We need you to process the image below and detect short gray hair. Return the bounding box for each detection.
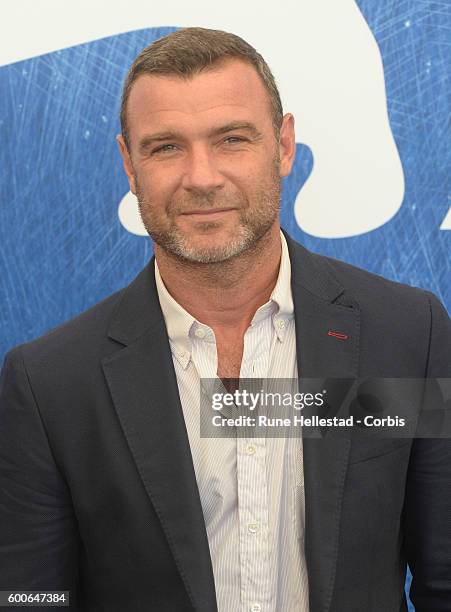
[120,27,283,149]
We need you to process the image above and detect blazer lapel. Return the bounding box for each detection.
[102,262,217,612]
[286,235,360,612]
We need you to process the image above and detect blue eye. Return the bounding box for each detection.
[225,136,245,144]
[153,144,177,154]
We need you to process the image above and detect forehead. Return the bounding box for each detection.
[125,59,273,138]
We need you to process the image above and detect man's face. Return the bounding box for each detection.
[118,59,295,263]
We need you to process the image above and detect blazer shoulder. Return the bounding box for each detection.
[315,250,446,314]
[285,233,446,317]
[8,258,160,366]
[6,285,128,367]
[308,250,450,376]
[286,232,450,375]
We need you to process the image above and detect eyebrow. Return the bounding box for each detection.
[138,121,263,153]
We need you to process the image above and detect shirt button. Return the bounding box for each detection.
[194,328,206,339]
[245,444,256,455]
[276,319,285,330]
[247,522,260,534]
[250,604,261,612]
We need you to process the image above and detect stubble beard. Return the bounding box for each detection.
[135,164,281,265]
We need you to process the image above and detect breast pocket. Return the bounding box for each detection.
[348,439,411,465]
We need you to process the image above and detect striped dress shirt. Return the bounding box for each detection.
[154,233,309,612]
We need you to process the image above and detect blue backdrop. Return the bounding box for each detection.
[1,3,450,608]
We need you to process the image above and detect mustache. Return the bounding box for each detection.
[135,183,246,211]
[168,193,247,214]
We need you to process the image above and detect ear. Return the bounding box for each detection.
[278,113,296,178]
[116,134,137,194]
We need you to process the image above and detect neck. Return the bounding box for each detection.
[155,224,282,335]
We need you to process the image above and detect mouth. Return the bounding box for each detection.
[180,208,237,220]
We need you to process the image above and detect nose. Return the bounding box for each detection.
[181,144,225,194]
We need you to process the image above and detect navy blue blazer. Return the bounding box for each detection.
[0,234,450,611]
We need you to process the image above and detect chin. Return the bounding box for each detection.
[167,233,243,263]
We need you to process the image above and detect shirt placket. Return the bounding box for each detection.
[237,320,273,612]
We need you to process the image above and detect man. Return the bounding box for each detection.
[0,27,450,612]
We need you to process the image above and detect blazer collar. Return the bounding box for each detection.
[106,262,162,346]
[106,231,353,347]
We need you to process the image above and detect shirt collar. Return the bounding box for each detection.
[154,230,294,366]
[250,231,294,340]
[154,262,195,368]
